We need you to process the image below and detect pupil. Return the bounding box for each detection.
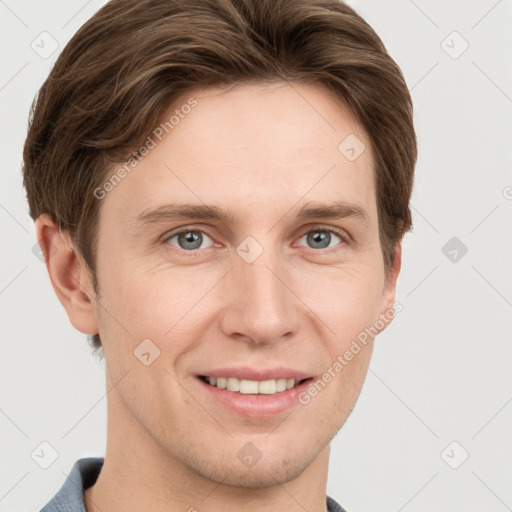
[308,231,330,249]
[179,231,202,250]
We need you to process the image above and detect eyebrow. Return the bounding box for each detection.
[130,200,370,230]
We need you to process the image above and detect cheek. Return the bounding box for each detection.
[299,266,385,335]
[97,251,169,321]
[97,259,214,360]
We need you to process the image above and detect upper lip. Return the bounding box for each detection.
[197,366,312,381]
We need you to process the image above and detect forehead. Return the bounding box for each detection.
[100,80,377,226]
[165,80,370,165]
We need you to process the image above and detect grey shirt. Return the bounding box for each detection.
[40,457,347,512]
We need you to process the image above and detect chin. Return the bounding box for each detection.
[200,455,311,489]
[179,434,327,489]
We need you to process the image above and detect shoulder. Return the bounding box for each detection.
[327,494,349,512]
[39,458,104,512]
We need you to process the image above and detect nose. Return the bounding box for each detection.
[218,242,301,345]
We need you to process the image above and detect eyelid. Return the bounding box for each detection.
[162,225,216,248]
[296,224,351,244]
[162,223,351,252]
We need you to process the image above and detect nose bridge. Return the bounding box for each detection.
[220,237,300,344]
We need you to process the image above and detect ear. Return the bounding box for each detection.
[34,214,99,335]
[377,240,402,332]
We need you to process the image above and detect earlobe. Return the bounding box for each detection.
[34,214,99,335]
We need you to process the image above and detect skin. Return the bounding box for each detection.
[36,81,401,512]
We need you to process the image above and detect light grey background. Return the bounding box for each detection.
[1,1,511,511]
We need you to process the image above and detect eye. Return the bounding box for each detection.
[164,229,215,251]
[162,226,348,254]
[297,227,347,250]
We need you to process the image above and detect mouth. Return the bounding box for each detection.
[195,374,315,417]
[198,375,311,395]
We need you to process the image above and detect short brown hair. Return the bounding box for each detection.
[23,0,417,352]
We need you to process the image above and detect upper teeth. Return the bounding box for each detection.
[206,377,298,394]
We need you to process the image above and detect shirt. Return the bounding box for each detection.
[40,457,347,512]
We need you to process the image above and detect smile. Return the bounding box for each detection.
[199,376,308,395]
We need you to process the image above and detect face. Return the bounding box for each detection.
[89,81,399,488]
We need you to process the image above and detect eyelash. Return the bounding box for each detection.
[162,225,350,255]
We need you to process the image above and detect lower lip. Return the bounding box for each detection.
[196,377,314,418]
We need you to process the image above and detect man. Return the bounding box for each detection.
[23,0,416,510]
